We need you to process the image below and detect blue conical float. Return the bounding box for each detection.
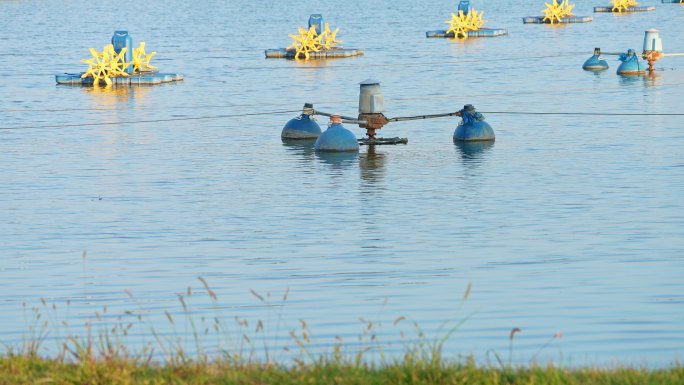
[314,115,360,152]
[453,104,495,142]
[282,104,322,139]
[617,49,645,75]
[583,47,609,70]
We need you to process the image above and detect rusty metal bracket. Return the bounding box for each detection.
[358,113,389,139]
[642,50,663,72]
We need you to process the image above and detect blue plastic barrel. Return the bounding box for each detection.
[455,141,495,161]
[111,31,133,74]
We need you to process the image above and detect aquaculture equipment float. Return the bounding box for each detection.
[523,15,592,23]
[426,1,507,39]
[265,48,363,59]
[594,0,655,12]
[282,79,494,150]
[265,14,363,60]
[426,29,507,38]
[55,31,182,86]
[582,29,684,74]
[582,48,610,70]
[524,0,593,24]
[593,5,655,11]
[55,73,183,86]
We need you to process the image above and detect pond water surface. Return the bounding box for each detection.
[1,0,683,366]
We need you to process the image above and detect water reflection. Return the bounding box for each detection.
[281,138,317,163]
[617,72,661,87]
[314,151,358,168]
[642,71,661,87]
[447,36,485,57]
[454,140,494,167]
[587,69,609,79]
[284,139,385,181]
[81,85,151,108]
[359,145,386,184]
[289,58,340,84]
[447,37,484,47]
[291,59,335,69]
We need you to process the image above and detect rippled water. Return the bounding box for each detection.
[1,0,683,366]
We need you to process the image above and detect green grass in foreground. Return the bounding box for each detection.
[1,356,683,385]
[3,280,682,384]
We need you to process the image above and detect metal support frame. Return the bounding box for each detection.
[301,103,465,144]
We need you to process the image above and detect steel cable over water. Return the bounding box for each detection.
[2,109,684,131]
[5,80,684,115]
[0,52,591,78]
[0,110,302,130]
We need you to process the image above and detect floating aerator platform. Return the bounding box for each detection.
[265,48,363,59]
[661,0,684,3]
[583,29,684,75]
[426,1,507,39]
[524,0,592,24]
[594,4,655,12]
[55,31,183,86]
[594,0,654,12]
[523,15,592,23]
[283,79,496,150]
[265,14,363,60]
[593,5,655,12]
[284,79,407,151]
